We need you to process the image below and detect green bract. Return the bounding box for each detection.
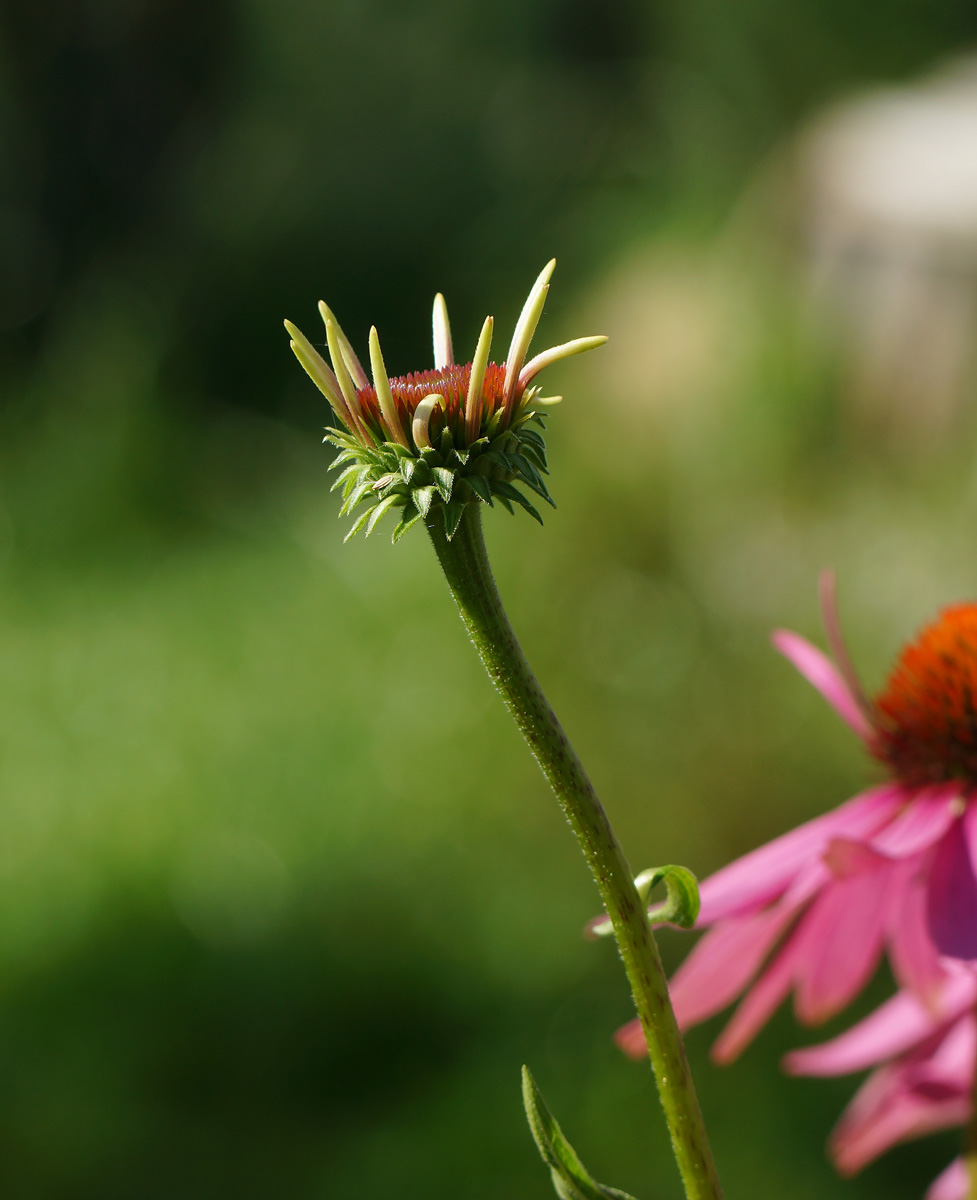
[327,406,553,543]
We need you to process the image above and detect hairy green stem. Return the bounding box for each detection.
[427,505,723,1200]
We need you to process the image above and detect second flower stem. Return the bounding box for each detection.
[428,505,723,1200]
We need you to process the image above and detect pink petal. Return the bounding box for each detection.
[792,869,889,1025]
[668,906,798,1030]
[697,784,903,924]
[922,1011,975,1088]
[823,837,890,878]
[871,787,958,858]
[711,928,804,1063]
[831,1067,968,1175]
[927,1159,969,1200]
[886,856,945,999]
[784,989,949,1077]
[772,629,874,741]
[613,1017,647,1060]
[927,817,977,959]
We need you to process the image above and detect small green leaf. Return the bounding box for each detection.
[522,1067,640,1200]
[510,460,555,506]
[412,485,437,518]
[442,500,466,540]
[343,504,376,542]
[517,442,549,473]
[492,481,543,524]
[330,463,361,493]
[391,504,422,543]
[432,467,455,502]
[365,493,402,536]
[400,458,417,485]
[507,452,535,478]
[518,427,546,450]
[466,474,494,506]
[483,450,513,473]
[339,479,374,516]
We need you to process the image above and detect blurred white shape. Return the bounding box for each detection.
[804,58,977,438]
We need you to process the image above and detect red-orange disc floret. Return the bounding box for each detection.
[874,603,977,785]
[354,361,508,443]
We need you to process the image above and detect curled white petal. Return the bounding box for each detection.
[503,259,555,417]
[432,293,454,369]
[368,326,410,447]
[465,315,494,443]
[325,318,373,444]
[412,393,444,450]
[319,301,369,389]
[517,335,608,392]
[284,319,351,424]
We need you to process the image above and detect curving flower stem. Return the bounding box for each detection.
[427,505,723,1200]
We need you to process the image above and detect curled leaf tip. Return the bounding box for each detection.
[635,864,700,929]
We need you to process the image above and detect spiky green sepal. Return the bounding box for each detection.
[325,410,554,542]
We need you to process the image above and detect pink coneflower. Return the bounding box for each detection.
[616,577,977,1064]
[784,967,977,1197]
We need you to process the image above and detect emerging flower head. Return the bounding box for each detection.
[614,577,977,1064]
[284,261,607,541]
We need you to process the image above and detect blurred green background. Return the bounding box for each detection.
[3,0,977,1195]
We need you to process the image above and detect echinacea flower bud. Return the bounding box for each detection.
[284,262,607,542]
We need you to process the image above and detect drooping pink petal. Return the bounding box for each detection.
[711,927,806,1063]
[792,869,890,1025]
[668,905,799,1030]
[922,1011,976,1087]
[927,816,977,959]
[886,855,946,999]
[696,784,903,924]
[831,1065,968,1175]
[771,629,875,741]
[927,1158,968,1200]
[784,989,951,1077]
[828,1012,975,1174]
